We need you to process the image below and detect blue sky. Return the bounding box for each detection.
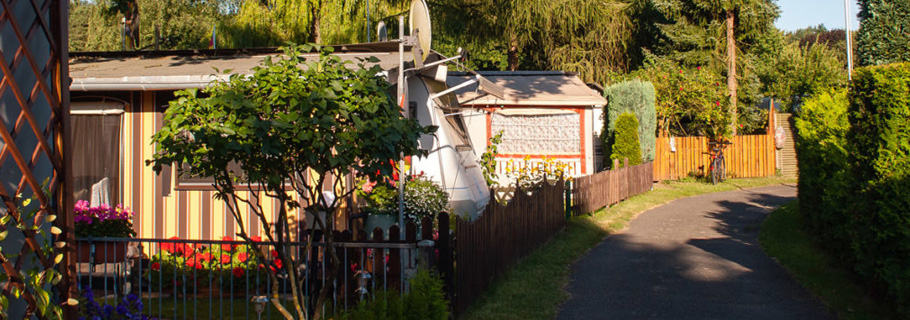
[775,0,860,31]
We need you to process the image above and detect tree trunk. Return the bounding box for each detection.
[726,9,737,136]
[309,1,322,44]
[508,34,519,71]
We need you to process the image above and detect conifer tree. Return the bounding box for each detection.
[856,0,910,66]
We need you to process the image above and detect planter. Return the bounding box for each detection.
[76,240,128,263]
[365,214,397,238]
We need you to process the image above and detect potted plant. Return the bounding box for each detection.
[74,200,136,263]
[358,179,399,236]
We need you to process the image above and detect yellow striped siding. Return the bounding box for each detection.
[123,93,353,240]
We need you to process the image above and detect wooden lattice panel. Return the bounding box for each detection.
[0,0,71,318]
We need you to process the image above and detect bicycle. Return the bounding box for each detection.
[707,141,731,185]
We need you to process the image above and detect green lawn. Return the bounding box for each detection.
[759,201,896,320]
[458,176,797,320]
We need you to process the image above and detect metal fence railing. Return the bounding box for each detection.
[74,235,422,319]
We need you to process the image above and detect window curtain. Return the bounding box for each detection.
[72,114,121,205]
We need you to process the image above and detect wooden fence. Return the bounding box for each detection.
[652,134,776,181]
[453,178,566,314]
[571,160,654,215]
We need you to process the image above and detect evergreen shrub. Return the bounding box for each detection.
[342,268,449,320]
[610,112,642,168]
[603,80,657,163]
[846,63,910,316]
[793,89,851,250]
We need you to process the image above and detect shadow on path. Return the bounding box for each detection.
[557,186,834,320]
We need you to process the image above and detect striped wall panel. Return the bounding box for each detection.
[120,92,323,240]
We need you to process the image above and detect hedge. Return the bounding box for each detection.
[610,112,642,169]
[846,62,910,317]
[798,63,910,318]
[793,89,851,250]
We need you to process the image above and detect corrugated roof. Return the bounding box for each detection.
[446,71,606,107]
[69,46,414,91]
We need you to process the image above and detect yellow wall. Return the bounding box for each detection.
[121,92,348,240]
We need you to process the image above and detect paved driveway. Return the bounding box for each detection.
[557,185,835,320]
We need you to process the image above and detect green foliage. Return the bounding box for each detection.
[856,0,910,66]
[342,268,448,320]
[845,63,910,317]
[149,44,434,318]
[632,55,731,138]
[402,175,450,226]
[609,113,642,168]
[0,190,67,319]
[480,131,503,187]
[603,80,657,162]
[753,30,847,110]
[793,89,851,250]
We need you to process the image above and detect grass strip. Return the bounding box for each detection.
[458,175,796,320]
[759,201,896,320]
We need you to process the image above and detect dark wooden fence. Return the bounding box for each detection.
[571,160,654,215]
[452,178,566,314]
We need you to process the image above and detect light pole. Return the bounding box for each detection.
[844,0,854,80]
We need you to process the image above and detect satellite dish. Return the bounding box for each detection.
[409,0,432,62]
[377,21,388,42]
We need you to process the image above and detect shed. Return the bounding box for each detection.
[448,71,607,183]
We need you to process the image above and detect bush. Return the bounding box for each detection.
[609,112,642,168]
[793,89,851,249]
[846,63,910,316]
[603,80,657,162]
[343,268,449,320]
[856,0,910,66]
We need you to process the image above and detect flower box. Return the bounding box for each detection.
[75,240,128,263]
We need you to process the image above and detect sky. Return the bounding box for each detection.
[775,0,861,31]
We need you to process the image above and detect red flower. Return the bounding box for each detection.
[274,259,283,269]
[186,259,197,269]
[679,87,683,91]
[237,252,248,263]
[270,250,279,258]
[250,236,262,243]
[697,66,701,70]
[198,252,213,263]
[232,267,245,278]
[221,236,234,251]
[151,262,160,271]
[221,254,231,264]
[161,237,180,254]
[715,101,721,106]
[678,70,683,74]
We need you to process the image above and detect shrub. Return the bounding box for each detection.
[856,0,910,66]
[402,174,450,227]
[793,89,851,249]
[603,80,657,162]
[609,112,642,168]
[846,62,910,316]
[342,268,448,320]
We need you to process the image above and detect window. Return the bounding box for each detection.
[71,101,123,205]
[491,112,580,155]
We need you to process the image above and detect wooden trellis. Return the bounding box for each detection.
[0,0,73,318]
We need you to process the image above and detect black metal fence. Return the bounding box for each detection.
[74,232,430,319]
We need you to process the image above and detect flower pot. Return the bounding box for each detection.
[76,240,128,263]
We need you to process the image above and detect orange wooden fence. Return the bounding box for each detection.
[653,133,776,181]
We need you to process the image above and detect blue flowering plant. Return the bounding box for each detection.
[79,286,152,320]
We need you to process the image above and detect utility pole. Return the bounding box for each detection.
[845,0,854,80]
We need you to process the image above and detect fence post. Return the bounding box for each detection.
[565,180,572,220]
[436,213,454,311]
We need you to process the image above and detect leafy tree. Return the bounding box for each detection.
[631,54,730,138]
[149,44,434,320]
[603,80,657,162]
[753,30,847,110]
[637,0,779,134]
[610,112,643,168]
[856,0,910,66]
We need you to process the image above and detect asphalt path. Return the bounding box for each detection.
[557,185,835,320]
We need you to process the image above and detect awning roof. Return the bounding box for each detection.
[446,71,606,107]
[69,44,414,91]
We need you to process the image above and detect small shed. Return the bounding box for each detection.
[448,71,607,183]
